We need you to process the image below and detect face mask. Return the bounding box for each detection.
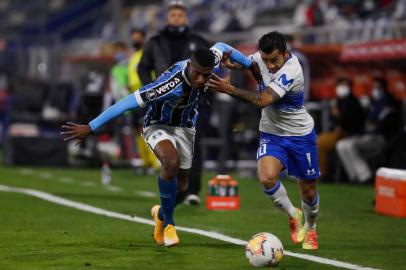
[371,88,383,100]
[336,85,350,98]
[114,52,126,62]
[166,25,187,35]
[132,42,142,50]
[359,95,370,108]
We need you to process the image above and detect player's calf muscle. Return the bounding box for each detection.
[299,181,317,202]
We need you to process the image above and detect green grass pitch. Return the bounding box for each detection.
[1,165,405,270]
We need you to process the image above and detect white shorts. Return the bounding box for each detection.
[142,125,196,169]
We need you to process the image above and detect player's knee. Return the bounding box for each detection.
[302,190,316,203]
[160,157,180,179]
[258,170,279,189]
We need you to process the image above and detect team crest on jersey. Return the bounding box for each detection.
[146,90,157,100]
[278,74,294,87]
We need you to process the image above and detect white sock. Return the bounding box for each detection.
[301,192,319,230]
[263,181,296,218]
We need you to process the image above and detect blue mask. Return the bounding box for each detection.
[114,52,126,62]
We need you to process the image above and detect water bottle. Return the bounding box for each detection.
[219,180,228,197]
[208,179,218,196]
[101,162,111,185]
[228,180,238,197]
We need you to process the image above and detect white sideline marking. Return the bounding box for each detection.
[19,168,34,175]
[80,181,96,187]
[0,184,379,270]
[105,185,122,192]
[135,190,157,198]
[38,172,53,179]
[58,177,74,184]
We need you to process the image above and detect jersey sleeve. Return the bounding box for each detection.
[89,93,140,131]
[268,62,301,98]
[210,42,252,69]
[248,52,260,62]
[133,63,184,107]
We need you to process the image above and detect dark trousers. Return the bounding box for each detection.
[176,121,202,204]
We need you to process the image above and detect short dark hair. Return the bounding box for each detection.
[373,77,388,91]
[130,27,146,37]
[259,31,287,54]
[167,0,187,12]
[336,77,353,87]
[192,48,215,68]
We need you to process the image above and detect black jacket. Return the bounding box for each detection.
[337,94,365,135]
[138,26,210,85]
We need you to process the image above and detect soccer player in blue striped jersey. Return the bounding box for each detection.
[61,47,251,247]
[208,32,320,250]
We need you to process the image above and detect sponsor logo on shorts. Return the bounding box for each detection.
[152,131,163,140]
[306,168,316,176]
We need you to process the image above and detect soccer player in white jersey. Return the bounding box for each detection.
[208,32,320,250]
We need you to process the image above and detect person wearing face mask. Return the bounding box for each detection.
[138,1,210,84]
[335,77,403,183]
[138,1,210,205]
[110,42,130,101]
[128,28,147,92]
[128,28,160,173]
[317,77,365,181]
[101,42,137,183]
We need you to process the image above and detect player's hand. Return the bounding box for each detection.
[61,122,92,145]
[221,50,243,70]
[207,74,233,94]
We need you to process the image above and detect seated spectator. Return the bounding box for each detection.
[335,77,402,183]
[317,77,365,180]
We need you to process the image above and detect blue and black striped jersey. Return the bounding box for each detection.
[88,43,247,132]
[134,60,201,128]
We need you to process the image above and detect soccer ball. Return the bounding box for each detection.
[245,232,284,267]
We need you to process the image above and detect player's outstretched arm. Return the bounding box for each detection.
[211,42,252,70]
[207,74,280,107]
[211,42,262,82]
[61,93,141,143]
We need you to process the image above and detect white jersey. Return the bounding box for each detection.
[250,52,314,136]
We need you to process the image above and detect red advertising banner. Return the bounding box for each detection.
[341,39,406,62]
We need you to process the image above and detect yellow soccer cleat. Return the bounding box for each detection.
[150,205,164,245]
[302,229,319,250]
[289,208,305,244]
[163,224,179,247]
